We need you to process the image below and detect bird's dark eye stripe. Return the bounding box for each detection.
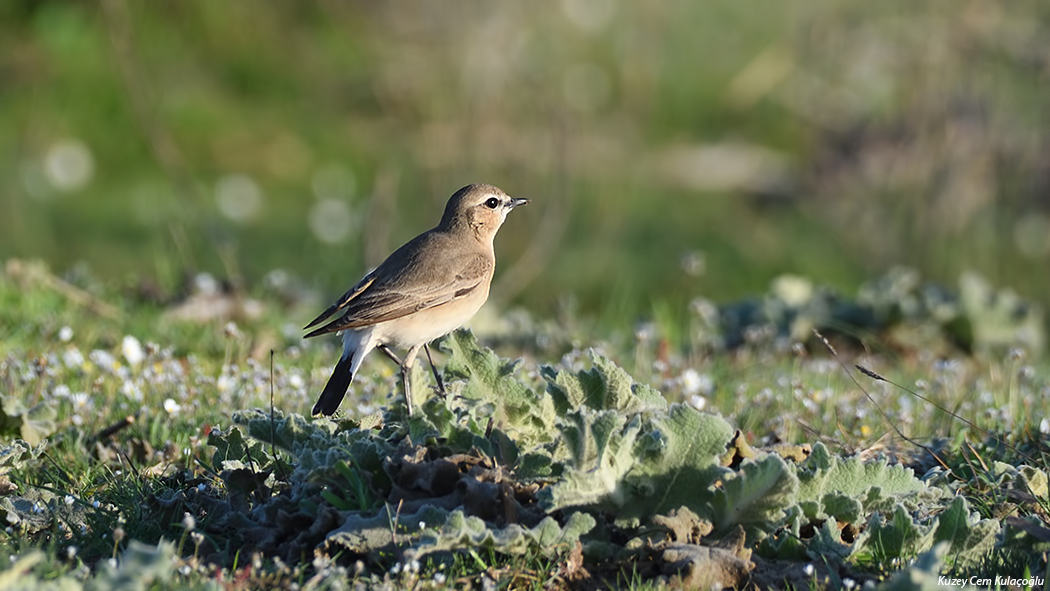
[484,197,500,209]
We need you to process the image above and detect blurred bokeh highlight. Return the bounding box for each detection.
[3,1,1049,324]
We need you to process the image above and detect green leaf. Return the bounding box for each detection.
[540,409,640,514]
[878,542,950,591]
[0,439,46,476]
[711,454,798,540]
[820,492,863,525]
[86,540,176,591]
[208,425,271,471]
[437,329,558,451]
[542,404,734,527]
[325,504,451,558]
[413,509,596,558]
[0,395,56,447]
[796,442,926,521]
[931,496,999,567]
[850,504,936,565]
[541,351,667,415]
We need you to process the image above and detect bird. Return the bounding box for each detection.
[304,183,528,416]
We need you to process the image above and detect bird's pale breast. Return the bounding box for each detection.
[370,282,490,349]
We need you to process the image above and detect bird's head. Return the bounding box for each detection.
[440,184,529,240]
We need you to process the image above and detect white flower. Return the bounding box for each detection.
[58,326,74,342]
[680,368,713,396]
[164,398,181,415]
[122,335,145,366]
[70,392,90,409]
[1041,418,1050,435]
[121,380,142,401]
[217,374,233,393]
[689,395,706,411]
[89,349,118,372]
[62,347,85,369]
[289,373,304,389]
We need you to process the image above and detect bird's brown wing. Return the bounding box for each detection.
[302,272,377,331]
[304,230,437,332]
[304,248,492,339]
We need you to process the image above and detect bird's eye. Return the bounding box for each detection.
[484,197,500,209]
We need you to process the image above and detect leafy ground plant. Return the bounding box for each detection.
[2,262,1050,589]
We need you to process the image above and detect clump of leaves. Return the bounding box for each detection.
[189,329,1027,587]
[0,395,56,447]
[698,267,1044,355]
[4,326,1041,587]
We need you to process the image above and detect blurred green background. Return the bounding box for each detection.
[3,0,1049,326]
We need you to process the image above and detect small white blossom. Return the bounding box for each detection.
[803,563,815,576]
[62,347,85,368]
[289,373,305,389]
[89,349,118,372]
[122,335,145,366]
[58,326,74,342]
[680,368,713,396]
[164,398,181,415]
[217,374,233,393]
[121,380,142,401]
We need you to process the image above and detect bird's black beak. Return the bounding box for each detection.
[509,197,529,209]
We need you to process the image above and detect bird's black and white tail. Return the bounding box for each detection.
[312,352,355,416]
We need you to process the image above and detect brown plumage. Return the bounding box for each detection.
[304,183,528,416]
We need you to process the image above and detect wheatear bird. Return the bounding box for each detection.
[304,184,528,416]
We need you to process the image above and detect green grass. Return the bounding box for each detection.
[4,2,1050,588]
[2,261,1050,589]
[3,2,1050,323]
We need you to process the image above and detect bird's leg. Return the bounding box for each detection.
[377,344,402,366]
[380,344,413,414]
[400,345,422,417]
[423,343,446,396]
[401,369,413,417]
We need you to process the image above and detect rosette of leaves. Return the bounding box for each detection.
[0,394,56,447]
